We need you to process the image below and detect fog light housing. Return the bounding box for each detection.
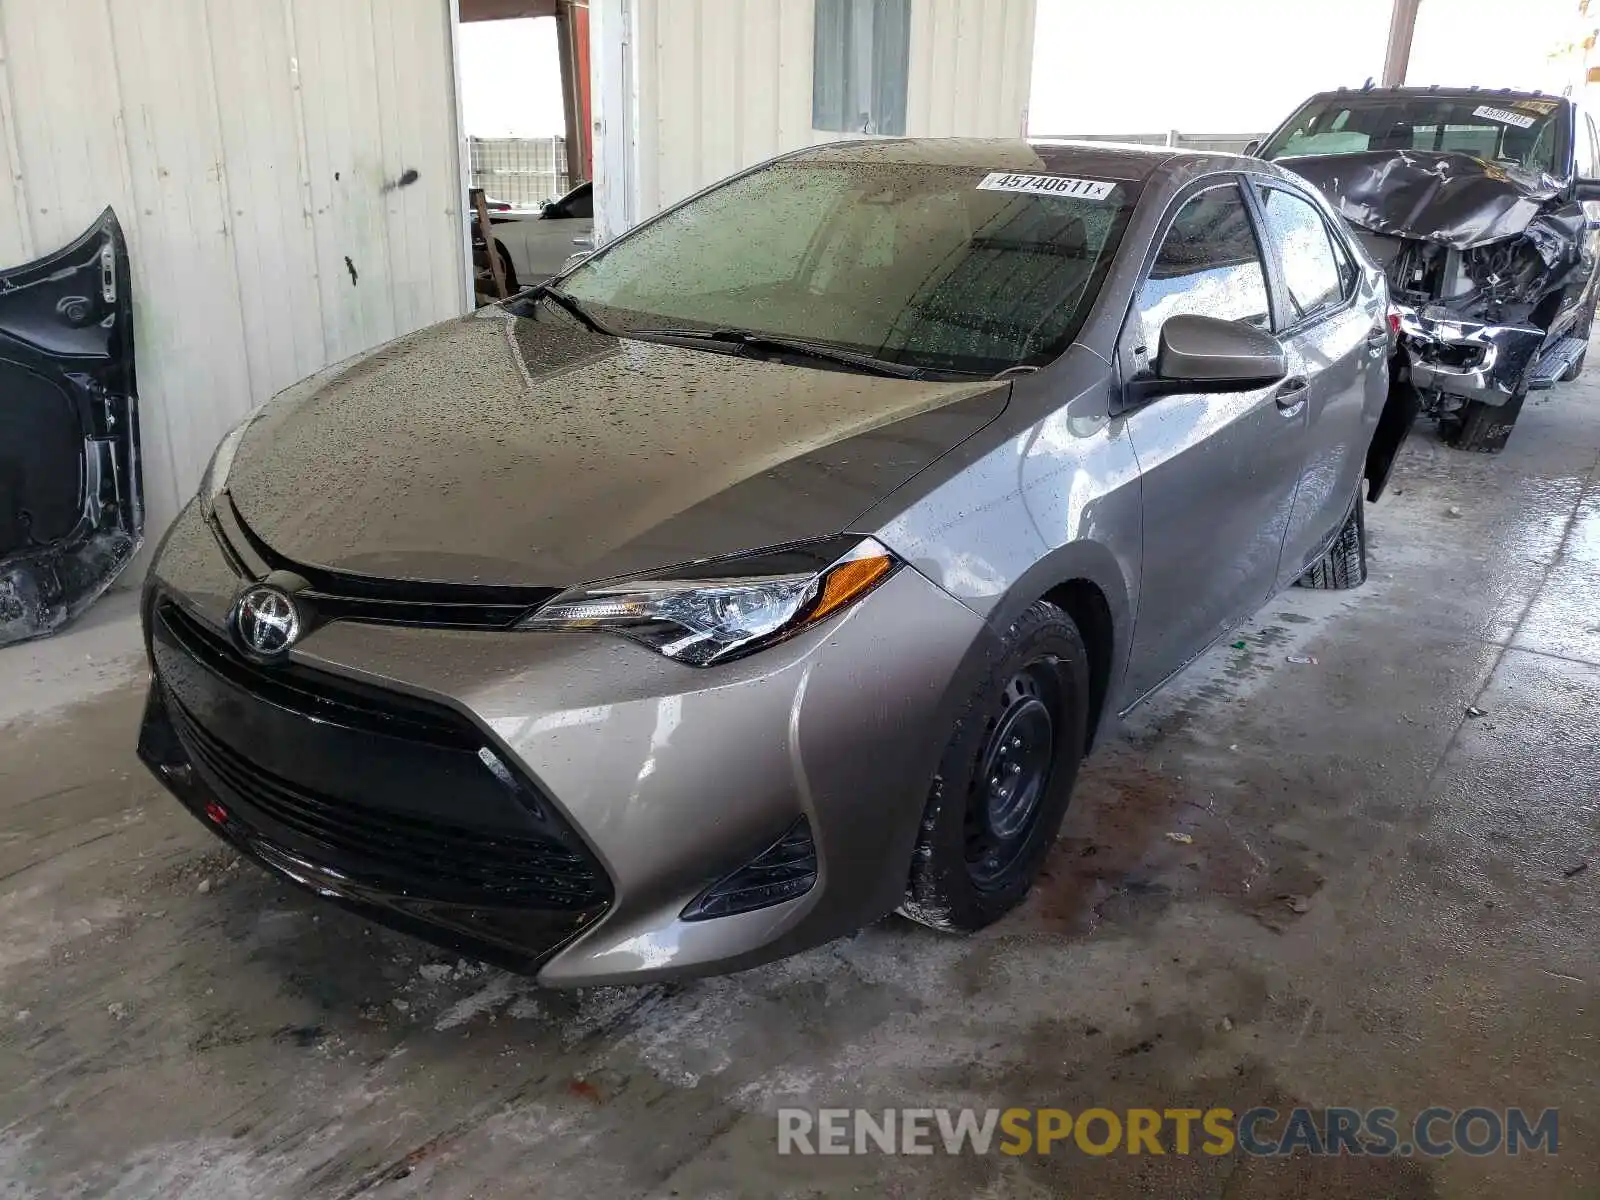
[681,818,818,921]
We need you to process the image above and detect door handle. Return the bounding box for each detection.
[1273,376,1309,413]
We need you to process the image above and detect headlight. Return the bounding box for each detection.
[519,537,899,665]
[197,418,253,514]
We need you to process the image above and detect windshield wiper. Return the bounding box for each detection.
[533,285,615,336]
[629,326,926,379]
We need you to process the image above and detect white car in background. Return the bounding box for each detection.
[480,180,594,291]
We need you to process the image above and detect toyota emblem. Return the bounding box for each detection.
[232,584,302,658]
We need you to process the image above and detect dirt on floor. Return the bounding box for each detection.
[3,382,1600,1199]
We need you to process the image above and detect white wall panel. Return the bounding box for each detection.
[600,0,1035,226]
[0,0,466,555]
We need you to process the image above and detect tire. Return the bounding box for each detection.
[1296,489,1367,590]
[899,601,1089,933]
[495,242,520,295]
[1446,389,1525,454]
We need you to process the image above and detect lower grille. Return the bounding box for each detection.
[150,597,611,913]
[168,696,604,908]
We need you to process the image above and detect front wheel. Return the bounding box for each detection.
[899,601,1088,933]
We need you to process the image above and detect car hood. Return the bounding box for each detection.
[1280,150,1569,250]
[224,309,1010,587]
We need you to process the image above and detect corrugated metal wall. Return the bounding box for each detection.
[0,0,467,553]
[625,0,1036,221]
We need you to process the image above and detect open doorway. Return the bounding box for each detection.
[457,0,592,302]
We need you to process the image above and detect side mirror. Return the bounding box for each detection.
[1125,314,1287,404]
[1243,138,1262,156]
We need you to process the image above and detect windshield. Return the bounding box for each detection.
[1262,95,1562,175]
[556,160,1138,375]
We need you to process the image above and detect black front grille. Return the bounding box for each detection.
[150,598,611,913]
[215,497,559,630]
[159,599,474,748]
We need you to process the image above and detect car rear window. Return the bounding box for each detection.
[557,160,1141,375]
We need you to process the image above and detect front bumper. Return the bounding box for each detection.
[139,501,987,985]
[1396,304,1544,406]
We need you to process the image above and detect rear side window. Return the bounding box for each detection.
[1133,183,1271,352]
[1258,188,1344,322]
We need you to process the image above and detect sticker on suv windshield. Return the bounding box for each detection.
[1513,98,1560,115]
[1472,104,1538,129]
[977,172,1116,201]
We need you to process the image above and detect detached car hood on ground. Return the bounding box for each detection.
[1281,149,1582,252]
[224,310,1010,587]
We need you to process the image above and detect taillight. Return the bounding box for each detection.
[1387,310,1402,338]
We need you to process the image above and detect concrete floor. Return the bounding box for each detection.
[3,380,1599,1199]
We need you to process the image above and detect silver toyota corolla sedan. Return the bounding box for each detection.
[139,139,1406,985]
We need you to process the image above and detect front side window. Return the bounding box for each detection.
[1133,183,1271,354]
[1261,95,1561,175]
[812,0,910,136]
[558,159,1140,375]
[1258,188,1343,322]
[1580,112,1600,178]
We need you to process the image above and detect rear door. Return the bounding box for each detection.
[1120,179,1309,701]
[1249,181,1385,583]
[0,209,141,647]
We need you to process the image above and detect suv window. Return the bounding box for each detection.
[1258,188,1344,323]
[1579,111,1600,179]
[1133,183,1271,354]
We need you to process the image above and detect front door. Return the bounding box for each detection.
[0,209,141,647]
[1121,180,1308,702]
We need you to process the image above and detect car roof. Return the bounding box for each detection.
[786,137,1274,187]
[1299,85,1567,106]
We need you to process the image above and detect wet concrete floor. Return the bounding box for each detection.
[3,381,1599,1198]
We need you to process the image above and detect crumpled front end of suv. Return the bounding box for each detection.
[1286,151,1592,413]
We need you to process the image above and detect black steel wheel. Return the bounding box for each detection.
[900,600,1088,932]
[964,665,1059,889]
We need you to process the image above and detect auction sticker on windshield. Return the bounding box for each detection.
[978,172,1116,201]
[1472,105,1538,129]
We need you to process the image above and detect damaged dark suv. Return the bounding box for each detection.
[1258,86,1600,451]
